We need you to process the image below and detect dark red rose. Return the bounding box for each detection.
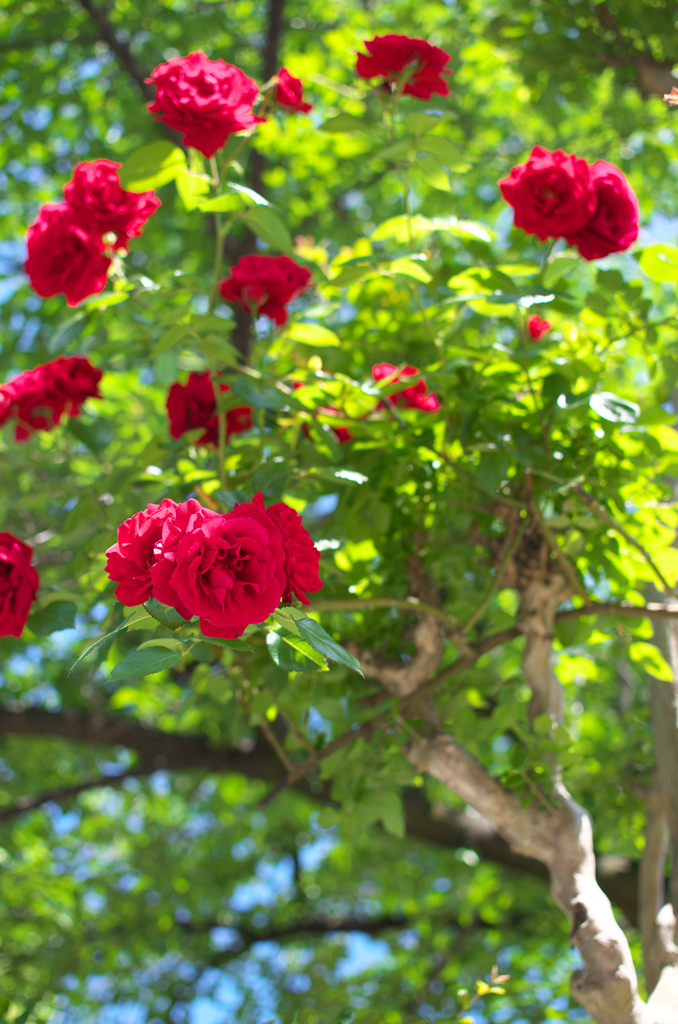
[151,494,286,638]
[276,68,312,113]
[63,159,161,250]
[146,51,265,158]
[372,363,440,412]
[0,532,39,638]
[499,146,598,242]
[356,35,451,99]
[564,160,639,260]
[219,255,312,326]
[1,356,103,441]
[24,203,111,307]
[528,315,551,340]
[166,371,252,445]
[266,499,322,605]
[105,499,182,609]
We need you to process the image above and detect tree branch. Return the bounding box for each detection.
[76,0,154,101]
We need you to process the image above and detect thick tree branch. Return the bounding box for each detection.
[0,707,639,921]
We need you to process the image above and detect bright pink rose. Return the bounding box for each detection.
[499,146,598,242]
[151,495,286,638]
[1,356,102,441]
[105,499,182,609]
[266,498,323,605]
[146,51,265,158]
[63,159,161,250]
[0,532,39,637]
[166,371,252,445]
[372,363,440,412]
[527,315,551,340]
[276,68,312,113]
[564,160,639,260]
[356,35,451,99]
[219,255,312,326]
[24,203,111,306]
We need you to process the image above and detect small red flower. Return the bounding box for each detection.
[219,255,312,326]
[356,35,452,99]
[63,159,160,251]
[276,68,312,113]
[24,203,111,306]
[146,51,265,158]
[0,532,39,637]
[372,363,440,412]
[1,356,102,441]
[166,372,252,445]
[527,315,551,340]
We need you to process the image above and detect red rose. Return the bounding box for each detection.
[146,51,265,158]
[1,356,103,440]
[266,499,322,604]
[276,68,312,113]
[564,161,639,260]
[499,146,598,242]
[0,532,39,638]
[63,159,160,250]
[166,371,252,445]
[5,357,101,440]
[372,363,440,412]
[356,35,452,99]
[105,499,182,609]
[151,495,286,638]
[219,255,312,326]
[527,315,551,340]
[24,203,111,307]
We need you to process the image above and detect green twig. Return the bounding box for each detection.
[574,485,677,596]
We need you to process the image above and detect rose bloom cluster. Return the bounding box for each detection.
[0,533,39,638]
[106,493,322,639]
[0,356,102,441]
[167,372,253,444]
[25,161,160,306]
[499,146,639,260]
[372,363,440,412]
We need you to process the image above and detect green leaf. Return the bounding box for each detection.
[70,613,135,672]
[231,379,286,409]
[240,208,293,254]
[175,168,210,211]
[266,630,325,671]
[197,193,242,213]
[379,791,405,838]
[48,312,89,354]
[118,141,186,192]
[390,258,432,282]
[108,646,181,681]
[590,392,639,424]
[639,244,678,283]
[144,597,190,631]
[137,638,185,652]
[151,322,194,358]
[331,264,374,287]
[287,323,340,347]
[296,617,363,675]
[27,601,77,637]
[416,154,451,192]
[402,112,440,135]
[314,697,343,719]
[532,713,553,736]
[419,135,469,171]
[67,416,115,452]
[251,462,290,496]
[227,182,269,206]
[320,114,371,134]
[629,641,673,681]
[372,140,414,162]
[202,635,254,651]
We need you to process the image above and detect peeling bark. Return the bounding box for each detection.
[349,614,444,697]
